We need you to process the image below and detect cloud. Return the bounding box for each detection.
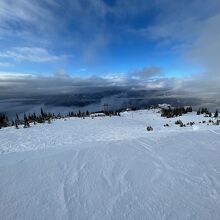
[0,47,66,63]
[2,65,220,116]
[0,0,110,58]
[137,0,220,107]
[0,0,216,67]
[0,66,218,101]
[0,72,129,98]
[0,0,58,34]
[143,0,220,72]
[0,62,13,67]
[186,13,220,75]
[129,67,163,80]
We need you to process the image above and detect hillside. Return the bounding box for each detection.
[0,109,220,219]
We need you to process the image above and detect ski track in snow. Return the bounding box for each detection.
[0,110,220,219]
[209,129,220,136]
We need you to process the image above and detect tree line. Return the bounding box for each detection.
[161,106,193,118]
[161,106,219,119]
[0,108,121,129]
[197,107,218,118]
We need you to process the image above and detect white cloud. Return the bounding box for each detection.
[0,62,13,67]
[129,67,163,80]
[0,0,58,31]
[0,47,66,63]
[186,14,220,75]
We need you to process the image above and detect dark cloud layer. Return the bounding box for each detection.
[1,67,218,117]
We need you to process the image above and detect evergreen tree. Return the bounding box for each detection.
[78,110,81,117]
[86,110,90,116]
[15,114,20,128]
[41,108,44,118]
[23,114,30,128]
[15,114,20,124]
[0,113,9,128]
[214,110,218,118]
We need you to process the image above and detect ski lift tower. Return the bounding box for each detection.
[103,103,109,113]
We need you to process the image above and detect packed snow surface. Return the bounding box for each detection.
[0,110,220,220]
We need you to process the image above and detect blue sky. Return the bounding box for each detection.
[1,0,215,77]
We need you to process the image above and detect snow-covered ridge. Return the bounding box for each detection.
[0,109,219,154]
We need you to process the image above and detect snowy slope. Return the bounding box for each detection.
[0,110,220,220]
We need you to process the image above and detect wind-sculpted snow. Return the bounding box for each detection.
[0,110,220,219]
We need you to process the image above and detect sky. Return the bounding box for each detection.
[0,0,220,114]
